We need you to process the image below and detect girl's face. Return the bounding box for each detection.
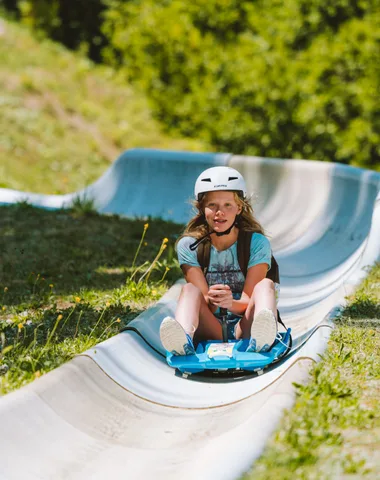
[203,191,242,233]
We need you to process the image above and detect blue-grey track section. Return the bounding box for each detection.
[0,148,231,223]
[0,149,379,480]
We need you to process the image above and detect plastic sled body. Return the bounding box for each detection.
[166,329,292,376]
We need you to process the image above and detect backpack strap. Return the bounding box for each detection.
[197,230,281,284]
[196,238,212,277]
[276,311,287,330]
[237,230,252,277]
[267,255,280,284]
[197,231,252,277]
[237,230,280,284]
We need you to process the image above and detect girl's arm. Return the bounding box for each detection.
[227,263,268,315]
[180,262,269,315]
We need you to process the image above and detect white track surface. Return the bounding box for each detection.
[1,149,380,480]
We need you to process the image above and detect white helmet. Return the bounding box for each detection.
[194,166,247,201]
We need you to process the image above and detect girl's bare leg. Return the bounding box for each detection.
[175,283,222,341]
[235,279,277,339]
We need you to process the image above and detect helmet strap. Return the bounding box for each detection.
[215,214,239,236]
[189,232,211,251]
[189,215,239,251]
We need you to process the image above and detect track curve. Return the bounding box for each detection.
[0,149,379,479]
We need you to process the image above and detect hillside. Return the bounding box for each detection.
[0,17,209,195]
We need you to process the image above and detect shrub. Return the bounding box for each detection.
[103,0,380,168]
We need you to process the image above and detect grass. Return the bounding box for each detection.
[244,264,380,479]
[0,16,209,195]
[0,203,183,394]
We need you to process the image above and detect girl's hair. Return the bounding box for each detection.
[178,192,265,242]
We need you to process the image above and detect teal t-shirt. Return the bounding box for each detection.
[176,233,271,300]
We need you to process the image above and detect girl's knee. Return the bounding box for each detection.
[253,278,275,296]
[182,282,202,297]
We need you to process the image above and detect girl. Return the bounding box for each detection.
[159,166,279,356]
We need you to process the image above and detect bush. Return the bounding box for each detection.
[16,0,107,61]
[103,0,380,168]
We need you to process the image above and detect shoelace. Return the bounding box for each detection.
[275,332,289,348]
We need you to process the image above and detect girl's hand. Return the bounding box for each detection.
[208,284,233,309]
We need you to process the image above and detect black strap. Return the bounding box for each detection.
[277,310,288,330]
[267,255,280,284]
[190,231,211,251]
[197,230,281,281]
[237,231,280,284]
[197,239,211,276]
[236,229,251,277]
[190,215,239,252]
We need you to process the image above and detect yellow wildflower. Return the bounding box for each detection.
[2,306,6,311]
[116,318,121,323]
[4,287,8,292]
[144,223,149,230]
[34,371,41,378]
[166,267,170,271]
[57,314,63,321]
[163,238,169,244]
[18,323,23,330]
[106,302,110,307]
[49,284,54,288]
[74,296,81,303]
[152,290,157,295]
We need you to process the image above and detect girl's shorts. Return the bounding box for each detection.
[214,283,280,341]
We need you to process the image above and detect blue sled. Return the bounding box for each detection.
[166,329,292,375]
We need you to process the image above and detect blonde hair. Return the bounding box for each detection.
[177,192,266,243]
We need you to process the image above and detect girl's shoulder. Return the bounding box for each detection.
[247,232,272,269]
[249,231,270,246]
[176,235,200,267]
[176,235,195,251]
[248,232,271,258]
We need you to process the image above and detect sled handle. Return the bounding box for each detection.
[220,307,229,342]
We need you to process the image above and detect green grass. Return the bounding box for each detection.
[0,203,183,393]
[0,16,209,195]
[244,264,380,479]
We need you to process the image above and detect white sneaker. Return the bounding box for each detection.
[246,308,277,353]
[159,316,196,356]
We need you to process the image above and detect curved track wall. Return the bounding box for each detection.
[0,149,379,480]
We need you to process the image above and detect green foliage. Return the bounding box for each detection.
[103,0,380,168]
[69,195,97,216]
[18,0,61,35]
[1,1,19,15]
[16,0,107,61]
